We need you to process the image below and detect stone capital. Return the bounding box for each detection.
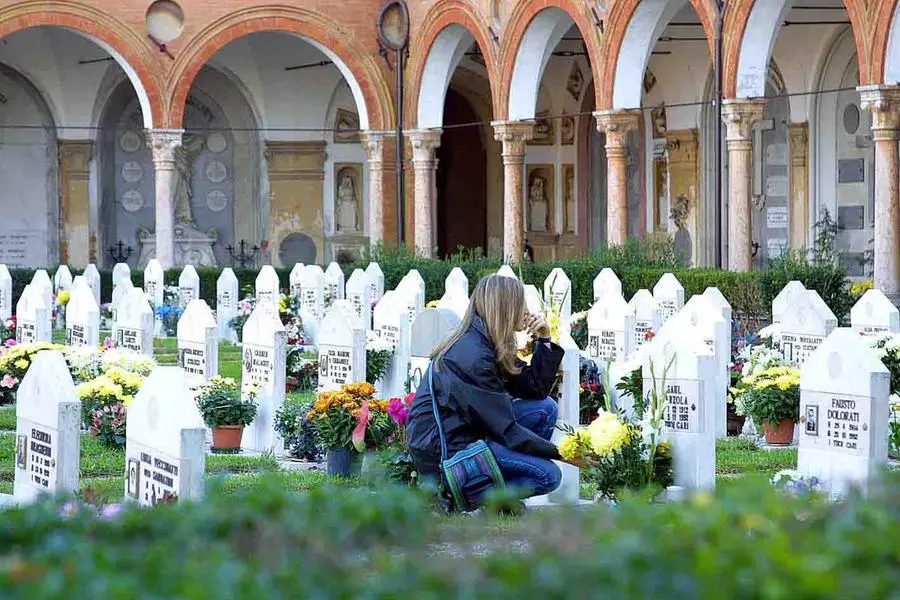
[491,120,534,156]
[361,130,397,170]
[722,99,766,142]
[407,128,442,163]
[594,110,640,148]
[859,85,900,132]
[788,122,809,167]
[145,129,183,165]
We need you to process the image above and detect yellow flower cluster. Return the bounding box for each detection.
[209,375,238,389]
[105,367,144,395]
[307,382,379,419]
[586,411,632,457]
[558,429,591,461]
[0,343,66,374]
[77,375,134,408]
[734,366,800,393]
[57,290,71,306]
[426,300,441,309]
[851,280,874,297]
[279,296,289,314]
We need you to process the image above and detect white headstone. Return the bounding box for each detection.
[111,277,134,322]
[324,262,345,306]
[667,295,730,438]
[30,270,53,332]
[83,264,101,306]
[299,265,325,343]
[643,330,717,490]
[772,281,807,324]
[124,367,206,506]
[144,259,165,308]
[240,302,287,454]
[437,291,470,318]
[54,265,73,295]
[178,266,200,307]
[592,268,622,303]
[445,267,469,298]
[112,262,131,289]
[177,300,219,390]
[0,264,11,320]
[317,300,366,392]
[497,264,518,279]
[543,268,572,323]
[216,268,239,343]
[365,262,384,302]
[289,263,305,297]
[628,289,662,351]
[114,287,154,357]
[255,265,281,311]
[780,290,837,367]
[13,351,80,503]
[524,284,545,315]
[542,332,582,505]
[396,277,425,333]
[404,269,426,302]
[408,308,460,394]
[653,273,685,324]
[346,269,373,330]
[15,285,50,344]
[65,283,100,348]
[587,295,635,364]
[374,291,411,398]
[851,289,900,337]
[799,328,890,497]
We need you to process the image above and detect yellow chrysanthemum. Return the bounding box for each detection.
[586,411,631,457]
[57,290,71,306]
[559,430,590,461]
[13,359,28,370]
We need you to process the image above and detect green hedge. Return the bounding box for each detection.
[12,243,853,323]
[1,474,900,597]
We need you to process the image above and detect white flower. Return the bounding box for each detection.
[101,349,157,376]
[757,323,781,340]
[884,335,900,352]
[366,330,394,353]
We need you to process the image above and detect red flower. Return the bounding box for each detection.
[404,392,415,406]
[644,330,656,342]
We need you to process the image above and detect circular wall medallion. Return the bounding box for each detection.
[206,133,227,153]
[205,160,228,183]
[120,131,142,153]
[121,161,144,183]
[843,104,860,135]
[145,0,185,43]
[206,190,228,212]
[278,232,317,266]
[122,190,144,212]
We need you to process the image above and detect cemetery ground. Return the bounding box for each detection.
[0,333,798,503]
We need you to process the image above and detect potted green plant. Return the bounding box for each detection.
[307,382,379,476]
[195,376,258,451]
[731,366,800,445]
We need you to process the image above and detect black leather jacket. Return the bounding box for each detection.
[406,315,564,477]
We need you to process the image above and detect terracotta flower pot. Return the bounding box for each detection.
[285,377,298,393]
[763,419,794,445]
[211,425,244,451]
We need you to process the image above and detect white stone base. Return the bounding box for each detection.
[0,493,19,508]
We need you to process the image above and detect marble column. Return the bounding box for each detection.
[595,111,639,246]
[859,86,900,301]
[146,129,183,269]
[722,100,766,272]
[492,121,534,263]
[362,131,397,247]
[408,129,442,257]
[788,123,809,250]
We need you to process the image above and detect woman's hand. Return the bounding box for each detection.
[523,313,551,339]
[561,457,590,469]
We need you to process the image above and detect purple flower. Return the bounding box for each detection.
[103,337,117,350]
[99,503,124,520]
[388,397,410,426]
[3,339,17,348]
[59,501,79,519]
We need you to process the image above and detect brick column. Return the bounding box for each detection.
[362,131,398,247]
[595,111,639,246]
[146,129,183,269]
[408,129,442,257]
[788,123,809,250]
[722,100,766,272]
[860,86,900,302]
[492,121,534,263]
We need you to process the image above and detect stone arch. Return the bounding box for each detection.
[406,1,501,127]
[876,0,900,83]
[600,0,715,109]
[166,8,394,130]
[0,3,163,128]
[725,0,869,96]
[500,0,603,120]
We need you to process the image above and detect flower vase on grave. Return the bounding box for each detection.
[763,419,794,446]
[211,426,244,451]
[326,448,358,477]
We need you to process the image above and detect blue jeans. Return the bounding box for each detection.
[487,397,562,498]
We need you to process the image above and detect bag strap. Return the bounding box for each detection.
[428,364,449,462]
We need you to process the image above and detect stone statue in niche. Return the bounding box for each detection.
[173,134,206,227]
[528,170,551,232]
[670,194,692,266]
[651,106,667,139]
[567,61,584,101]
[564,165,575,233]
[335,165,361,233]
[561,116,575,145]
[531,111,555,145]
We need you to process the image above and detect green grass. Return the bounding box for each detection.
[716,437,797,476]
[0,406,14,431]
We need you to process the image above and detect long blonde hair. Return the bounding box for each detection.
[431,274,525,375]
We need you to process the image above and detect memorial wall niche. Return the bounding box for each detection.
[101,81,235,267]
